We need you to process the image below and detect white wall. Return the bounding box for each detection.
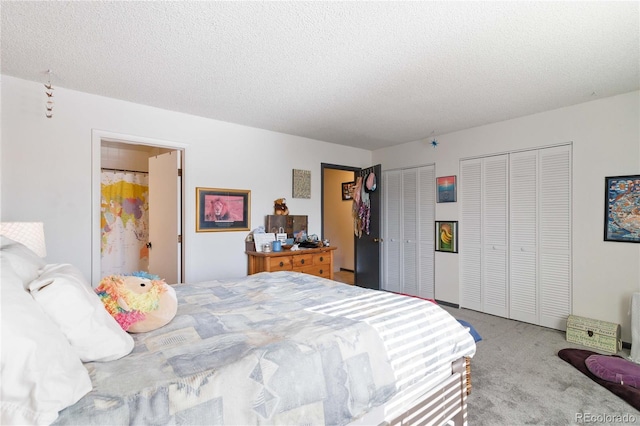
[374,90,640,341]
[1,76,371,283]
[3,75,638,339]
[102,144,149,172]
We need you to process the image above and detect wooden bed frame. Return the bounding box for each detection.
[353,357,471,426]
[388,357,470,425]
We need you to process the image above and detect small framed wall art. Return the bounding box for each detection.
[292,169,311,199]
[342,181,354,200]
[436,175,457,203]
[435,221,458,253]
[196,187,251,232]
[604,175,640,243]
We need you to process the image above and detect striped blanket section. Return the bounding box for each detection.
[307,291,476,393]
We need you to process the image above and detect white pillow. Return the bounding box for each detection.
[0,259,92,426]
[0,236,45,285]
[28,264,134,362]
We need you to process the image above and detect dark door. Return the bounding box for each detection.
[355,164,382,290]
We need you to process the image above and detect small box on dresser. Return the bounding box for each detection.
[265,215,308,238]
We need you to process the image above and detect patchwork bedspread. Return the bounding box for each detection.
[54,271,475,425]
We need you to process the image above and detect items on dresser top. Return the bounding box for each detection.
[265,214,307,238]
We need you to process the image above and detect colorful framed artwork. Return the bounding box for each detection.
[604,175,640,243]
[437,175,457,203]
[196,187,250,232]
[342,181,354,200]
[435,221,458,253]
[292,169,311,199]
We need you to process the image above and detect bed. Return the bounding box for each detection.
[1,230,475,426]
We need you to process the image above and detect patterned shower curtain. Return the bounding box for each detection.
[101,171,149,277]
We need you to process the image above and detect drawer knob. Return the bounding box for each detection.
[279,261,284,267]
[319,269,323,274]
[301,259,305,264]
[319,256,324,262]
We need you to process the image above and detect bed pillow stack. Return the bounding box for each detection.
[0,236,134,425]
[28,263,135,361]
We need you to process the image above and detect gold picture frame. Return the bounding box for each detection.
[196,187,251,232]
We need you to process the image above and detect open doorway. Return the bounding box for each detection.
[322,164,357,284]
[91,130,186,286]
[322,163,383,289]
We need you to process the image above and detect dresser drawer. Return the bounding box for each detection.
[313,253,331,265]
[292,254,314,268]
[298,264,331,278]
[267,256,293,271]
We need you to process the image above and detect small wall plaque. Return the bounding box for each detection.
[292,169,311,199]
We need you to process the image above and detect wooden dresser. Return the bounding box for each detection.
[246,246,336,280]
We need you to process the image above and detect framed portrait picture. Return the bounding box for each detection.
[342,181,354,200]
[435,221,458,253]
[436,175,457,203]
[604,175,640,243]
[196,187,250,232]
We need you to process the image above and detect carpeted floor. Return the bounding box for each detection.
[441,306,639,425]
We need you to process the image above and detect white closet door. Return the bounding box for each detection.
[383,170,402,293]
[418,166,435,299]
[402,168,418,296]
[482,155,509,317]
[539,145,572,330]
[460,159,483,311]
[510,150,539,324]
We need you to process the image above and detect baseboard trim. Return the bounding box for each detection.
[435,299,459,309]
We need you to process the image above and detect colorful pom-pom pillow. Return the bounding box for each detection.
[96,272,177,333]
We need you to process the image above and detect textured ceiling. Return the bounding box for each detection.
[2,1,638,150]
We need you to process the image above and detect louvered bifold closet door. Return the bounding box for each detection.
[402,168,419,296]
[539,145,572,330]
[383,170,402,293]
[482,155,509,318]
[460,159,483,311]
[509,150,539,324]
[418,166,435,299]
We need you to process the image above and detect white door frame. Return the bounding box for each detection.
[91,129,188,286]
